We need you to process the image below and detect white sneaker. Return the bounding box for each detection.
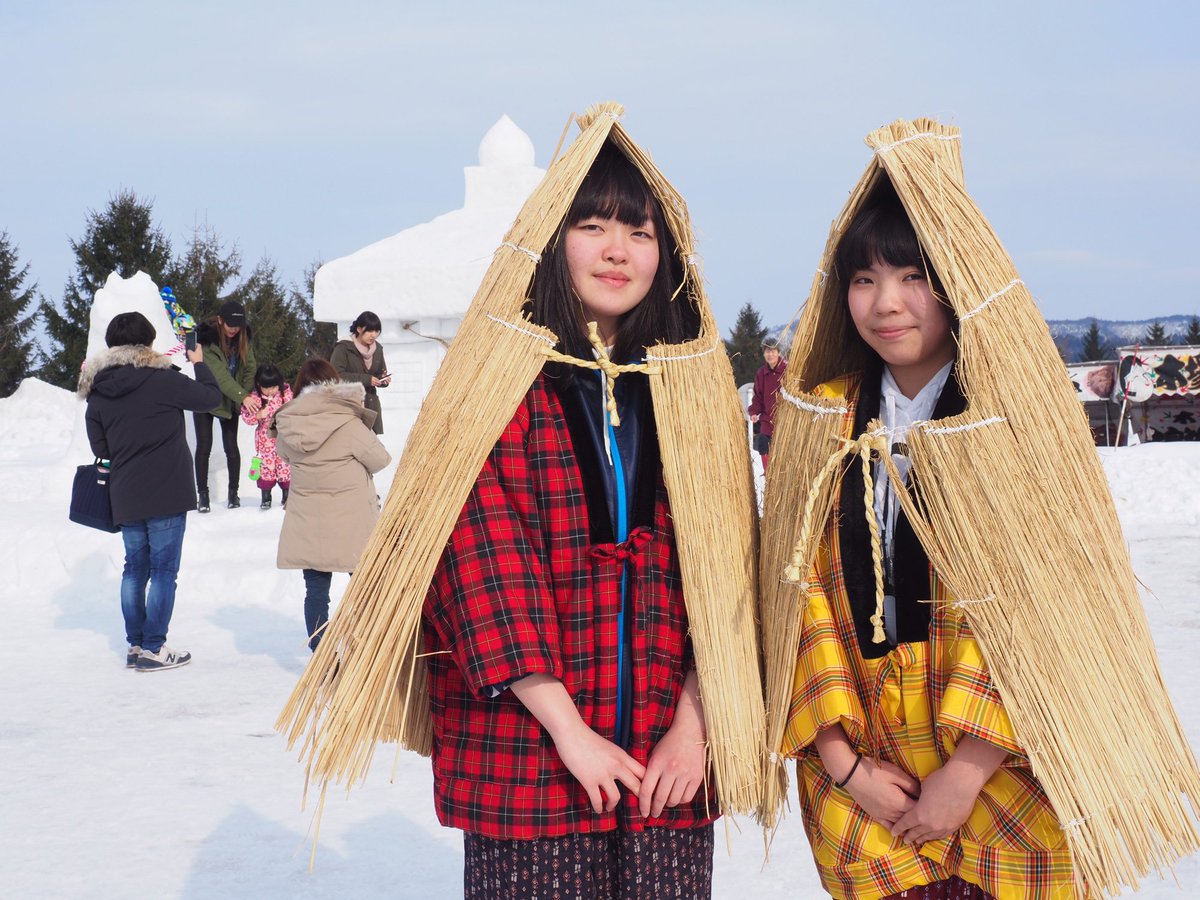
[126,645,142,668]
[135,645,192,672]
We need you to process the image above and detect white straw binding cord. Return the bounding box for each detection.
[779,387,848,416]
[498,242,542,263]
[644,341,719,363]
[485,314,557,346]
[961,279,1023,322]
[874,132,962,155]
[919,416,1006,436]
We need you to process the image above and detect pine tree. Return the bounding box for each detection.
[1079,320,1109,362]
[1143,320,1168,345]
[0,232,40,398]
[165,223,242,324]
[289,262,337,366]
[234,257,309,379]
[1183,316,1200,345]
[725,301,768,386]
[38,190,173,388]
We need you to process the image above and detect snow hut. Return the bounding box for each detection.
[313,115,545,446]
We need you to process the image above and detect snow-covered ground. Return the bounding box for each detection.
[1,376,1197,899]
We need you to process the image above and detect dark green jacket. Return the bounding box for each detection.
[197,320,256,418]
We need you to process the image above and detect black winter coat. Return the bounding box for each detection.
[80,346,223,525]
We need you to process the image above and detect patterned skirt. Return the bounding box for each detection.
[463,825,714,900]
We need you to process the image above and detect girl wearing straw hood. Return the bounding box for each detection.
[762,119,1200,900]
[775,181,1071,899]
[278,104,765,898]
[423,140,716,897]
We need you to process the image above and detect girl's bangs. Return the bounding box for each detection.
[836,201,927,276]
[567,145,656,227]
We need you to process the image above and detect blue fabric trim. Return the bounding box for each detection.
[606,386,630,744]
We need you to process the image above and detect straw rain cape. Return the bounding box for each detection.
[759,119,1200,895]
[277,102,766,822]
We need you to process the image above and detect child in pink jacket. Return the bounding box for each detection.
[241,364,294,509]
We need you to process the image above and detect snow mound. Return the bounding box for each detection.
[1100,443,1200,534]
[0,377,80,462]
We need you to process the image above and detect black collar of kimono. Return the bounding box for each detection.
[839,361,967,658]
[546,365,659,545]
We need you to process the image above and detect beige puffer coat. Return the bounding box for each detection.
[273,381,392,572]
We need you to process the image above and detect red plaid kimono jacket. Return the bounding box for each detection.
[423,371,716,839]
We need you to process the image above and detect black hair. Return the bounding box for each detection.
[254,363,285,392]
[527,141,699,363]
[350,311,382,335]
[835,180,946,299]
[105,312,156,348]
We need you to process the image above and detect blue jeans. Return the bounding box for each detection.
[120,513,187,653]
[303,569,333,651]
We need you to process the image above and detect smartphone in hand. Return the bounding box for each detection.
[185,331,197,351]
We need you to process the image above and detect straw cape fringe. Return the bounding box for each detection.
[276,101,767,838]
[759,117,1200,896]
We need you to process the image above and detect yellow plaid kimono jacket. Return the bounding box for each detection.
[781,377,1077,900]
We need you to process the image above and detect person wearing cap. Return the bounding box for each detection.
[748,336,787,471]
[194,300,259,511]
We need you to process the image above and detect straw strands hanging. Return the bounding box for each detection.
[760,118,1200,894]
[277,101,766,821]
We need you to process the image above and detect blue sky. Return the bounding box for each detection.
[3,1,1197,329]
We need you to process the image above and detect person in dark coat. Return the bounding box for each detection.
[747,335,787,471]
[329,310,390,435]
[80,312,222,672]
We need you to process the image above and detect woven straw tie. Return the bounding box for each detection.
[783,430,892,644]
[540,321,661,426]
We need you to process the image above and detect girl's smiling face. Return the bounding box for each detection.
[564,213,659,343]
[847,259,956,398]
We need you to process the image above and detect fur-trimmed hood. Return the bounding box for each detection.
[78,345,175,399]
[272,380,377,453]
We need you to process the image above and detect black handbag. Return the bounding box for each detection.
[69,460,120,533]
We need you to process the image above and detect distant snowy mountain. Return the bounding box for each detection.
[1047,315,1195,361]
